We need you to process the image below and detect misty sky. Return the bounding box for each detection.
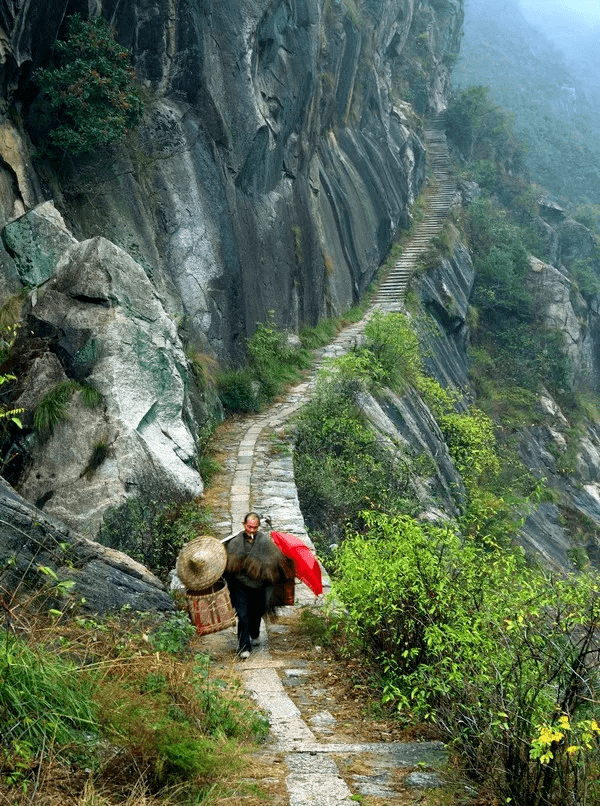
[520,0,600,23]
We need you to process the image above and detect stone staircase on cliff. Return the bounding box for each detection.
[372,114,456,308]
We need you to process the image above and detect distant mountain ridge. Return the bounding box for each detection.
[454,0,600,206]
[520,0,600,103]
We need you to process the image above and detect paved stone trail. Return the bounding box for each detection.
[198,117,454,804]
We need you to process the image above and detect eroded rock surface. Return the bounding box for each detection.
[11,235,203,536]
[0,478,174,613]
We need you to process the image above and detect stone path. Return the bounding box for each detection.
[373,114,456,308]
[200,116,455,804]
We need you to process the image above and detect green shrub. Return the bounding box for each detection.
[217,367,259,413]
[333,510,600,804]
[294,378,413,546]
[98,498,212,580]
[35,14,144,157]
[573,204,600,232]
[446,86,525,172]
[439,406,500,490]
[148,611,196,655]
[467,197,532,323]
[217,316,311,412]
[246,318,311,399]
[571,258,600,297]
[0,612,269,800]
[363,311,422,393]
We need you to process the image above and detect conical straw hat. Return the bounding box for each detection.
[176,536,227,591]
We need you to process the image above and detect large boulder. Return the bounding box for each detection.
[2,200,78,286]
[0,477,174,613]
[14,236,203,536]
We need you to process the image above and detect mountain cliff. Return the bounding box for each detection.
[3,0,600,609]
[2,0,463,349]
[0,1,464,607]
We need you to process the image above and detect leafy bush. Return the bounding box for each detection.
[217,367,259,413]
[439,406,499,490]
[446,85,525,174]
[294,378,412,546]
[246,318,311,399]
[35,14,143,156]
[333,510,600,804]
[217,316,311,413]
[571,258,600,297]
[467,196,532,323]
[363,310,422,393]
[148,611,196,655]
[98,498,212,580]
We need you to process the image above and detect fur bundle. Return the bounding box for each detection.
[225,531,294,584]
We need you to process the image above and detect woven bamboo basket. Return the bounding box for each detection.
[186,578,236,635]
[281,577,295,605]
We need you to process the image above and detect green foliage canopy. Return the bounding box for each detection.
[333,509,600,804]
[35,14,144,156]
[445,86,525,174]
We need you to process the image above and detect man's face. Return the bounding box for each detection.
[244,518,259,537]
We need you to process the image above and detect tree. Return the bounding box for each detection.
[35,14,144,156]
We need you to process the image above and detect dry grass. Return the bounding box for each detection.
[0,609,270,806]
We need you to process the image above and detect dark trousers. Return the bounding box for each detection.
[228,580,267,652]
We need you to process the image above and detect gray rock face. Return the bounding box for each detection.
[0,477,174,613]
[0,0,464,360]
[517,412,600,571]
[14,236,203,536]
[404,771,445,789]
[2,201,78,286]
[356,387,465,518]
[418,235,475,391]
[527,256,584,378]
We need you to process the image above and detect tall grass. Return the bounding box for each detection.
[0,609,269,804]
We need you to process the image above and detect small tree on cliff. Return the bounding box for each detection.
[35,14,144,157]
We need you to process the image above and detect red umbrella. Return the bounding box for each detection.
[270,531,323,596]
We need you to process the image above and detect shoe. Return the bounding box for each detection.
[239,649,251,659]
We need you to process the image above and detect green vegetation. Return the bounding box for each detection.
[444,91,576,412]
[294,310,431,543]
[290,42,600,799]
[34,14,144,157]
[0,611,268,803]
[331,510,600,805]
[217,315,311,413]
[0,633,98,777]
[33,380,102,433]
[445,85,525,175]
[294,281,589,802]
[294,379,413,546]
[98,498,212,581]
[454,2,600,206]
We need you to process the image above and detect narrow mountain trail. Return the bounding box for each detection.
[194,117,456,805]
